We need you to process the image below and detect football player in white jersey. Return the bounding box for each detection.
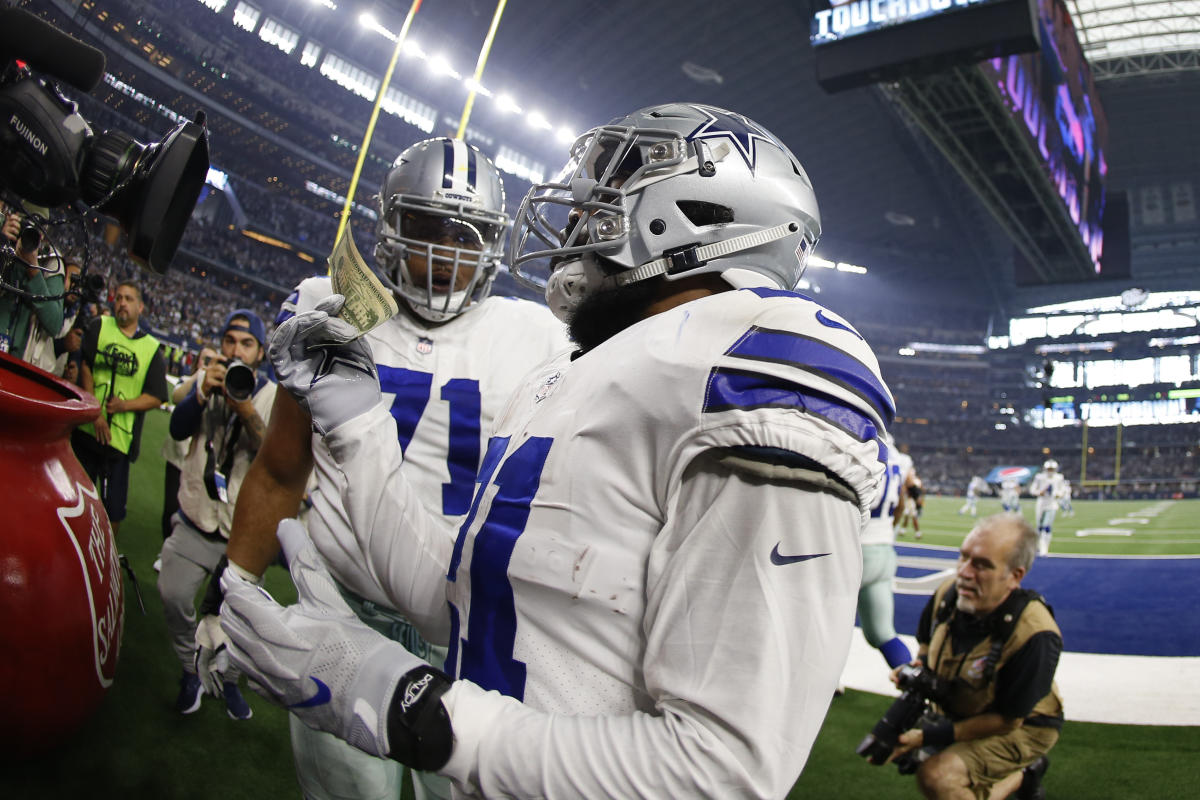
[1029,459,1065,555]
[858,439,914,669]
[221,103,892,798]
[1057,477,1074,516]
[959,475,987,516]
[217,138,567,800]
[1000,476,1022,513]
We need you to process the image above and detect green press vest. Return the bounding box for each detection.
[927,578,1064,723]
[80,316,160,455]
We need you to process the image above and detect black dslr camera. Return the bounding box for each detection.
[0,8,208,276]
[856,663,950,774]
[220,358,256,403]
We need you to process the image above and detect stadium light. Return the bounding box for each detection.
[310,0,337,9]
[403,39,426,59]
[463,77,492,97]
[526,111,552,130]
[428,54,461,79]
[359,13,398,42]
[554,126,575,144]
[807,255,835,269]
[836,262,867,274]
[495,93,521,114]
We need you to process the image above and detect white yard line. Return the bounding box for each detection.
[839,630,1200,726]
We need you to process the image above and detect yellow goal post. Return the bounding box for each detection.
[1079,421,1122,487]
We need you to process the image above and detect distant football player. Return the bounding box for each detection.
[220,103,892,797]
[959,475,988,516]
[1029,459,1066,555]
[1057,477,1073,517]
[859,437,914,669]
[1000,476,1022,513]
[216,139,567,800]
[895,459,924,539]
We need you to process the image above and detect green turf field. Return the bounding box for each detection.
[898,494,1200,556]
[3,409,1197,798]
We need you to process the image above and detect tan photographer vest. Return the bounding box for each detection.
[927,578,1064,723]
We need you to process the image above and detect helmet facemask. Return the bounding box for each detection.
[377,196,504,322]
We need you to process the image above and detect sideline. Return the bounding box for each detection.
[839,630,1200,726]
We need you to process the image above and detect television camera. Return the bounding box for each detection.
[0,6,209,292]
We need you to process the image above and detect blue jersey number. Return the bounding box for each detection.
[445,435,553,700]
[870,464,902,519]
[377,366,481,516]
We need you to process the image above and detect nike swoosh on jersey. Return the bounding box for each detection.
[289,676,332,708]
[769,544,831,566]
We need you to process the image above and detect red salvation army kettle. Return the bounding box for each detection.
[0,350,124,760]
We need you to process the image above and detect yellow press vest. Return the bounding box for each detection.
[80,316,160,455]
[926,578,1064,723]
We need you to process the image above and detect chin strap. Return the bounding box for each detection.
[616,221,801,286]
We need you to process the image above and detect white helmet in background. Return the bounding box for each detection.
[1043,459,1059,472]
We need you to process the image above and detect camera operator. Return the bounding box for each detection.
[158,311,273,721]
[0,204,65,367]
[72,280,168,535]
[47,259,85,377]
[891,514,1062,800]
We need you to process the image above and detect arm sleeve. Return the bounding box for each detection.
[170,384,205,441]
[917,594,936,648]
[324,405,456,645]
[436,450,864,800]
[143,348,169,402]
[992,630,1062,718]
[25,270,64,334]
[81,317,101,366]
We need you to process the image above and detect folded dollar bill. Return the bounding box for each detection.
[329,227,399,334]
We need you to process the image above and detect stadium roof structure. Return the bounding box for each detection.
[27,0,1200,322]
[1068,0,1200,78]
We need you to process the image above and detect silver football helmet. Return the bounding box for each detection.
[1043,459,1059,472]
[375,138,508,322]
[508,103,821,321]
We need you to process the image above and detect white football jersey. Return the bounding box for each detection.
[967,476,987,498]
[1030,471,1065,509]
[1001,478,1020,497]
[863,450,912,546]
[1056,480,1072,500]
[328,288,892,798]
[282,276,569,606]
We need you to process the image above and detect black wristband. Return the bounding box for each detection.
[920,717,955,749]
[385,666,454,771]
[198,555,228,616]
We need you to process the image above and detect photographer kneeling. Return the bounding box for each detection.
[158,310,273,721]
[893,514,1063,800]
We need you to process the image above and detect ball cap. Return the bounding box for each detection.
[222,309,266,347]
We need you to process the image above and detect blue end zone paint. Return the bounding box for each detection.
[892,544,1200,657]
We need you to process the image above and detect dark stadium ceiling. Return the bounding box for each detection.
[31,0,1200,315]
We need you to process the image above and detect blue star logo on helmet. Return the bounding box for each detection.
[685,105,782,171]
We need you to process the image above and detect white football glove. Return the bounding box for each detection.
[220,519,453,767]
[268,294,380,435]
[194,614,230,697]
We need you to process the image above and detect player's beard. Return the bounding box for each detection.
[567,275,663,354]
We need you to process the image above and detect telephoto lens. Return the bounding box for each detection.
[223,359,255,403]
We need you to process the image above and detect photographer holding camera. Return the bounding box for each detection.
[158,310,273,720]
[0,203,65,367]
[888,514,1063,800]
